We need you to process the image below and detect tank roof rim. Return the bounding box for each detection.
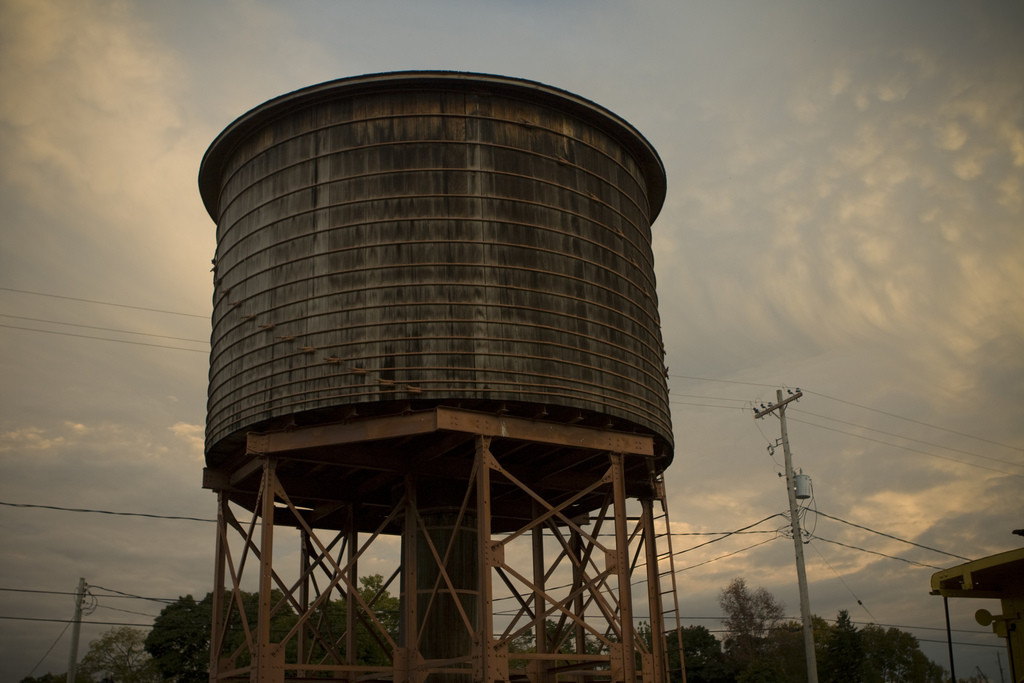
[198,70,666,222]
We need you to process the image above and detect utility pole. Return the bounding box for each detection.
[67,577,86,683]
[755,389,818,683]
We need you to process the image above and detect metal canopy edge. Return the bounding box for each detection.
[929,546,1024,597]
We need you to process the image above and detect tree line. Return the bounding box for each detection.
[22,576,974,683]
[667,577,956,683]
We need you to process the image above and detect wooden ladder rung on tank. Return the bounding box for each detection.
[650,472,686,682]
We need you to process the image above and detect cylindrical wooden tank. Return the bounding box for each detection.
[199,71,671,466]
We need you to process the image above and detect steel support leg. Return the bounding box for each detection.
[531,502,550,683]
[610,453,637,682]
[476,436,500,682]
[400,473,420,683]
[641,497,667,683]
[346,506,358,680]
[256,457,282,682]
[210,492,227,683]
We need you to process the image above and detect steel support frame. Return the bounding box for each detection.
[207,409,671,682]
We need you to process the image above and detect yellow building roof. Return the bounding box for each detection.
[930,547,1024,599]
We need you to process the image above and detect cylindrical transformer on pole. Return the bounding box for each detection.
[795,472,811,500]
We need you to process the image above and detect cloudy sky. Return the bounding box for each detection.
[1,0,1022,679]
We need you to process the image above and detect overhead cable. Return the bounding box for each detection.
[0,500,214,523]
[668,374,781,389]
[674,513,786,555]
[807,539,878,624]
[792,408,1023,471]
[0,324,208,353]
[88,584,179,604]
[0,615,153,627]
[676,536,778,573]
[24,620,71,679]
[0,313,208,344]
[812,510,972,561]
[808,535,943,570]
[0,286,207,319]
[803,388,1023,455]
[668,375,1021,456]
[788,416,1023,479]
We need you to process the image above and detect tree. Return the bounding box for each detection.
[145,575,401,677]
[860,624,945,683]
[820,609,863,683]
[78,627,159,683]
[719,577,785,674]
[146,589,298,676]
[350,573,400,665]
[767,619,810,683]
[672,624,731,683]
[145,594,212,683]
[19,675,65,683]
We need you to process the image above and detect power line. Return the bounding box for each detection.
[0,615,153,627]
[0,286,207,319]
[668,399,743,411]
[24,620,71,679]
[674,513,786,555]
[803,389,1023,455]
[851,620,991,635]
[0,323,208,353]
[788,416,1024,479]
[792,408,1023,471]
[94,604,160,619]
[671,530,778,537]
[808,535,944,570]
[669,616,986,637]
[812,510,971,561]
[0,587,81,597]
[1,586,177,603]
[916,637,1004,649]
[669,374,783,389]
[0,313,208,344]
[669,393,752,411]
[87,585,179,604]
[676,536,779,573]
[671,394,750,404]
[0,501,215,523]
[667,375,1022,457]
[807,540,878,624]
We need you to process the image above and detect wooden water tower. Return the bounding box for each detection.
[199,71,682,682]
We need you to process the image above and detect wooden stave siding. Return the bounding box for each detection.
[206,86,671,462]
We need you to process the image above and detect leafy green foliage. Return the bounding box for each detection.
[860,624,946,683]
[719,577,786,672]
[671,624,731,683]
[663,580,951,683]
[144,594,211,683]
[820,609,863,683]
[18,673,66,683]
[78,627,160,683]
[143,575,400,678]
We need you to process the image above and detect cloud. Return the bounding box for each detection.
[0,426,65,452]
[997,175,1023,211]
[169,421,204,461]
[0,2,1020,678]
[665,39,1024,396]
[0,0,183,205]
[933,121,968,151]
[1000,120,1024,167]
[0,0,214,308]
